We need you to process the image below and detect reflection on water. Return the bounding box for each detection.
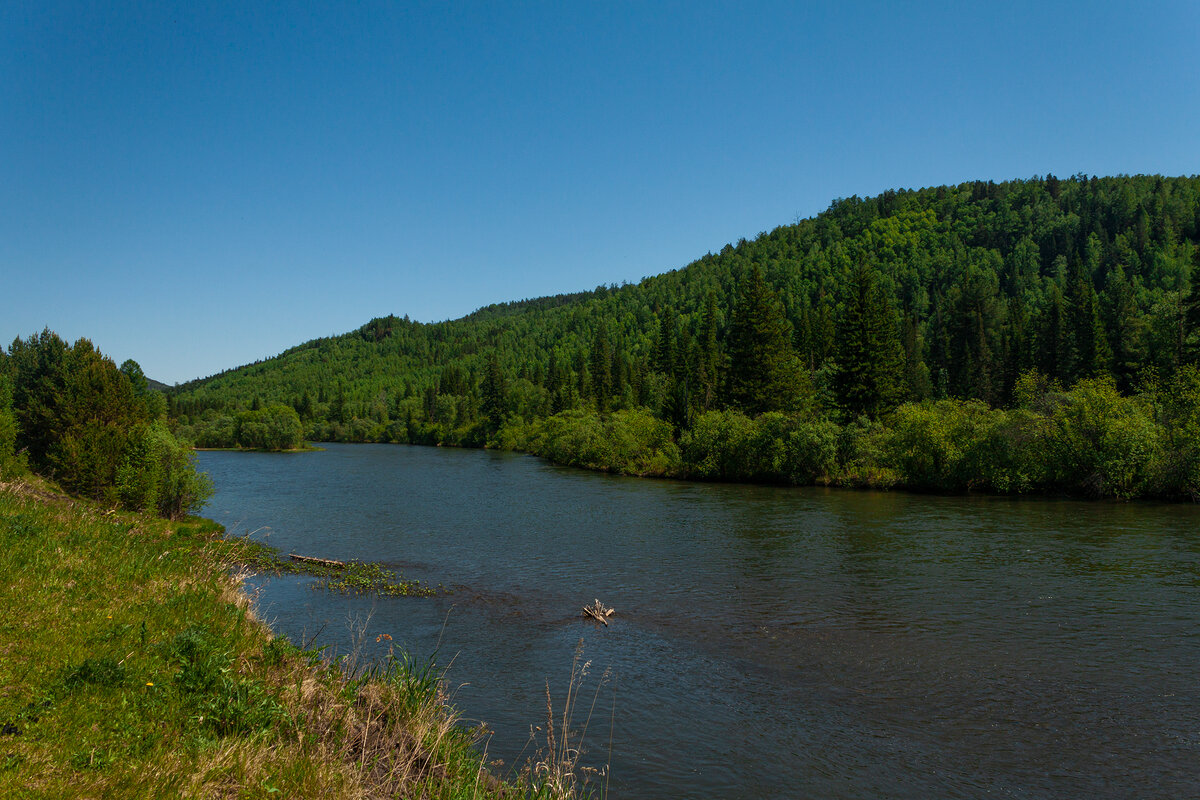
[200,444,1200,800]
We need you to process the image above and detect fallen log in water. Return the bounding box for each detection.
[289,553,346,569]
[582,599,615,626]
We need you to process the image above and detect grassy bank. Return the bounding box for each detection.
[0,478,565,799]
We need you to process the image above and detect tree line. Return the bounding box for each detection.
[168,174,1200,498]
[0,331,211,518]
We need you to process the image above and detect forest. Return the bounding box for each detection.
[167,175,1200,499]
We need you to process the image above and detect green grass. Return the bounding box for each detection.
[0,477,575,799]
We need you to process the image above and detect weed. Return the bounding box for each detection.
[69,747,112,771]
[522,640,613,800]
[63,657,128,690]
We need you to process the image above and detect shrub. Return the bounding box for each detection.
[1044,378,1160,498]
[681,409,756,480]
[781,416,841,484]
[835,416,896,488]
[1150,365,1200,498]
[884,400,1005,491]
[507,408,679,476]
[116,422,213,519]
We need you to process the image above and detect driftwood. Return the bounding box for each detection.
[582,599,615,626]
[289,553,345,569]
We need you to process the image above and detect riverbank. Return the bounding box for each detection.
[194,444,324,453]
[0,478,562,798]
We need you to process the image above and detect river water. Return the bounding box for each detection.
[198,443,1200,799]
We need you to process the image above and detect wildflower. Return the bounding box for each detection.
[146,682,154,687]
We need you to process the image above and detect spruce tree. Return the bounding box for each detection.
[1039,285,1073,383]
[1071,279,1112,378]
[481,352,507,434]
[726,264,804,414]
[696,291,721,410]
[833,262,906,418]
[653,307,677,378]
[589,324,612,413]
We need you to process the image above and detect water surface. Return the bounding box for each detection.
[199,444,1200,799]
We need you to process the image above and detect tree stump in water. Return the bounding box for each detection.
[582,599,615,626]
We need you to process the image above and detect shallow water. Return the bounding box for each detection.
[198,443,1200,799]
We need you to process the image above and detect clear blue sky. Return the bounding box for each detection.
[3,1,1198,384]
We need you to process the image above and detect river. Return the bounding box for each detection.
[197,443,1200,799]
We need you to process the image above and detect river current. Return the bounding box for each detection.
[198,443,1200,799]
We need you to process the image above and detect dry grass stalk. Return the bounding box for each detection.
[525,639,612,800]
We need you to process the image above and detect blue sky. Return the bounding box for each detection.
[3,1,1198,384]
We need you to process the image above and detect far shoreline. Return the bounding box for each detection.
[193,444,324,453]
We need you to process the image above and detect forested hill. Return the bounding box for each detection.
[169,175,1200,499]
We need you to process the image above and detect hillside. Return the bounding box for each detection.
[169,174,1200,498]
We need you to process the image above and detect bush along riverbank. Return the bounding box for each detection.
[0,478,578,799]
[495,370,1200,501]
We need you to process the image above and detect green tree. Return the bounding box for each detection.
[726,265,805,414]
[695,291,722,411]
[7,331,208,514]
[117,421,213,518]
[834,263,906,418]
[0,370,24,479]
[481,352,508,435]
[589,324,612,413]
[653,306,678,378]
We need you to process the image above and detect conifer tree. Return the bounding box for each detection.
[1071,278,1112,378]
[833,262,906,418]
[726,264,804,414]
[810,289,837,368]
[696,291,722,410]
[653,306,677,378]
[589,323,612,413]
[1039,285,1073,383]
[481,352,507,434]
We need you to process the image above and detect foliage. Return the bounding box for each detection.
[503,408,681,476]
[0,371,25,479]
[234,404,304,450]
[164,175,1200,500]
[1042,378,1160,498]
[116,421,213,519]
[5,331,208,518]
[1149,365,1200,498]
